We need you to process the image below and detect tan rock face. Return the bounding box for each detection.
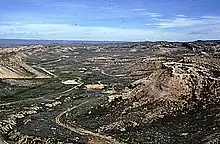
[62,80,79,85]
[120,60,220,123]
[0,47,53,79]
[91,55,220,143]
[86,83,105,90]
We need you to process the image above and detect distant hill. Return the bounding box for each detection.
[1,39,220,48]
[0,39,123,47]
[194,40,220,43]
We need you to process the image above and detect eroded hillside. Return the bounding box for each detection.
[0,41,220,144]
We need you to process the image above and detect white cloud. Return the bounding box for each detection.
[1,23,219,41]
[176,14,187,17]
[201,15,220,20]
[150,16,220,29]
[146,12,162,18]
[143,15,220,40]
[155,18,205,28]
[2,15,220,41]
[131,8,146,12]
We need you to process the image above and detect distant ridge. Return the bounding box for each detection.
[0,39,124,47]
[1,39,220,47]
[194,40,220,43]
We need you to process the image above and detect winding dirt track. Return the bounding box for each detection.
[54,75,122,143]
[55,98,122,144]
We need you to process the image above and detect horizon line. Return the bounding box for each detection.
[1,38,220,43]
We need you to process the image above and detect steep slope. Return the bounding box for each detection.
[75,55,220,143]
[0,48,52,79]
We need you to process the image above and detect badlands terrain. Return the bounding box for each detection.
[0,41,220,143]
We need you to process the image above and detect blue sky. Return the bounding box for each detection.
[0,0,220,41]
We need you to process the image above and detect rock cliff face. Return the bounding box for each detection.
[0,46,53,79]
[0,55,50,79]
[125,57,220,122]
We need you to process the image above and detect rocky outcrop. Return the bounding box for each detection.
[0,46,54,79]
[83,55,220,143]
